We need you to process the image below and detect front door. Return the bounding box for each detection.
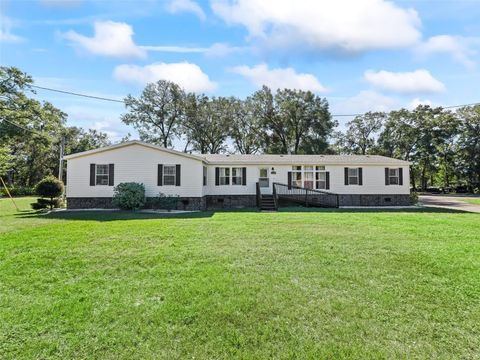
[258,167,270,194]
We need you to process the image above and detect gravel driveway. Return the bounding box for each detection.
[419,195,480,213]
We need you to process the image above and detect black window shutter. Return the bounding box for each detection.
[358,168,363,185]
[242,167,247,185]
[175,164,181,186]
[90,164,96,186]
[399,168,403,185]
[287,171,292,189]
[385,168,390,185]
[158,164,163,186]
[344,167,349,185]
[215,167,219,186]
[108,164,114,186]
[326,172,330,190]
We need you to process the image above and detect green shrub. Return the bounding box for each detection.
[410,191,419,205]
[112,182,146,210]
[35,176,64,199]
[152,192,179,211]
[1,186,36,197]
[32,176,64,210]
[31,201,48,210]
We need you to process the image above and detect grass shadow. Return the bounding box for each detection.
[13,205,472,222]
[277,206,472,214]
[16,210,215,222]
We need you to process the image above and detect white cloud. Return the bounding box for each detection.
[0,15,24,43]
[364,69,446,94]
[113,62,217,92]
[140,45,207,53]
[166,0,206,21]
[415,35,478,69]
[231,63,328,92]
[62,21,146,58]
[408,98,432,109]
[334,90,398,115]
[38,0,82,7]
[63,105,133,141]
[204,43,245,57]
[211,0,421,53]
[140,42,245,57]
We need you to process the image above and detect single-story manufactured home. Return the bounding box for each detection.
[64,140,411,210]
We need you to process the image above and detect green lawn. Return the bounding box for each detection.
[461,198,480,205]
[1,198,479,359]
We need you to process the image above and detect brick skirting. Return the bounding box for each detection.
[67,193,410,210]
[338,194,411,206]
[67,195,256,210]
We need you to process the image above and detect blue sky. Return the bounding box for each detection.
[1,0,480,142]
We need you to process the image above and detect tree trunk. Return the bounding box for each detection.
[421,163,427,191]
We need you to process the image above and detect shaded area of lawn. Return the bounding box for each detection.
[0,197,479,359]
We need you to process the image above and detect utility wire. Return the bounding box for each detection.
[31,85,125,103]
[0,117,46,137]
[21,84,480,117]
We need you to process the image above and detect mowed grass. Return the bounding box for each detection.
[0,198,479,359]
[462,198,480,205]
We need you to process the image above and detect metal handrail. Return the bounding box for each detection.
[272,182,278,210]
[273,182,335,195]
[256,181,262,208]
[273,182,339,208]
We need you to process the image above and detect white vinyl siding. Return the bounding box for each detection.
[66,143,410,199]
[66,144,203,198]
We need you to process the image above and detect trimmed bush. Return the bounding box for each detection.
[36,176,64,199]
[32,176,64,210]
[31,201,48,210]
[112,182,146,210]
[152,192,179,211]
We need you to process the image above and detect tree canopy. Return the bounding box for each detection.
[2,65,479,193]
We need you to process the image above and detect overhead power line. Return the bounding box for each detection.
[23,84,480,117]
[31,85,125,103]
[0,117,46,137]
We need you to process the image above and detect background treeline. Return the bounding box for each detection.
[0,67,111,192]
[1,66,479,193]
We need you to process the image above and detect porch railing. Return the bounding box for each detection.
[256,181,261,207]
[273,182,339,208]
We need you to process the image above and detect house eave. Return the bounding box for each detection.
[63,140,207,162]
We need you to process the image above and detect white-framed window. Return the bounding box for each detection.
[292,166,302,187]
[348,168,359,185]
[304,166,314,189]
[203,166,207,186]
[259,168,269,187]
[219,167,230,185]
[316,171,327,189]
[163,165,176,186]
[292,165,327,189]
[96,164,109,185]
[232,167,243,185]
[389,168,399,185]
